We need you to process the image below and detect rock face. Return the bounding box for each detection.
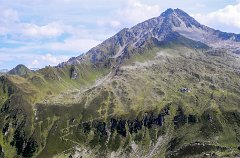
[0,145,4,157]
[70,66,79,79]
[59,8,240,67]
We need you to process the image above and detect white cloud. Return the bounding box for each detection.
[41,54,59,64]
[0,7,69,38]
[20,22,65,37]
[0,36,101,69]
[194,3,205,8]
[0,8,19,22]
[0,27,9,35]
[110,20,121,28]
[44,38,101,52]
[31,59,40,66]
[193,2,240,32]
[0,54,15,62]
[96,19,121,29]
[28,54,70,68]
[41,54,69,64]
[116,0,162,25]
[0,52,70,68]
[0,8,19,35]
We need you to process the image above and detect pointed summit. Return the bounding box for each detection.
[161,8,191,16]
[160,8,174,17]
[8,64,31,76]
[174,8,191,16]
[160,8,189,17]
[160,8,201,28]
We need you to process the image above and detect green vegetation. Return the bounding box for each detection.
[0,39,239,157]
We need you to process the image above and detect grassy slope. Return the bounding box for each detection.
[35,45,240,157]
[0,39,239,157]
[0,63,110,157]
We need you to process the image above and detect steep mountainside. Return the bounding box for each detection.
[60,8,240,68]
[0,8,240,158]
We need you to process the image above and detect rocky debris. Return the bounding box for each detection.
[188,114,198,123]
[70,66,79,79]
[2,122,9,135]
[179,87,190,93]
[207,114,213,122]
[82,122,91,134]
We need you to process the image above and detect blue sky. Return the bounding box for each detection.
[0,0,240,69]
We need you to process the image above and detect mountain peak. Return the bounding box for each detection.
[160,8,201,28]
[174,8,189,16]
[8,64,31,76]
[160,8,174,17]
[60,8,240,67]
[161,8,188,17]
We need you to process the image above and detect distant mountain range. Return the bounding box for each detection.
[0,69,8,73]
[0,66,39,76]
[0,8,240,158]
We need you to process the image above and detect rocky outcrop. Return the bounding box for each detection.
[70,66,79,79]
[79,107,171,139]
[173,107,187,128]
[0,144,4,157]
[173,107,198,128]
[10,128,38,157]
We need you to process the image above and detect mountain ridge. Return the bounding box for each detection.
[58,8,240,68]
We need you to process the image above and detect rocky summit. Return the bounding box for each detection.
[0,8,240,158]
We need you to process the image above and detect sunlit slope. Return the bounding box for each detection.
[35,44,240,157]
[0,8,240,157]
